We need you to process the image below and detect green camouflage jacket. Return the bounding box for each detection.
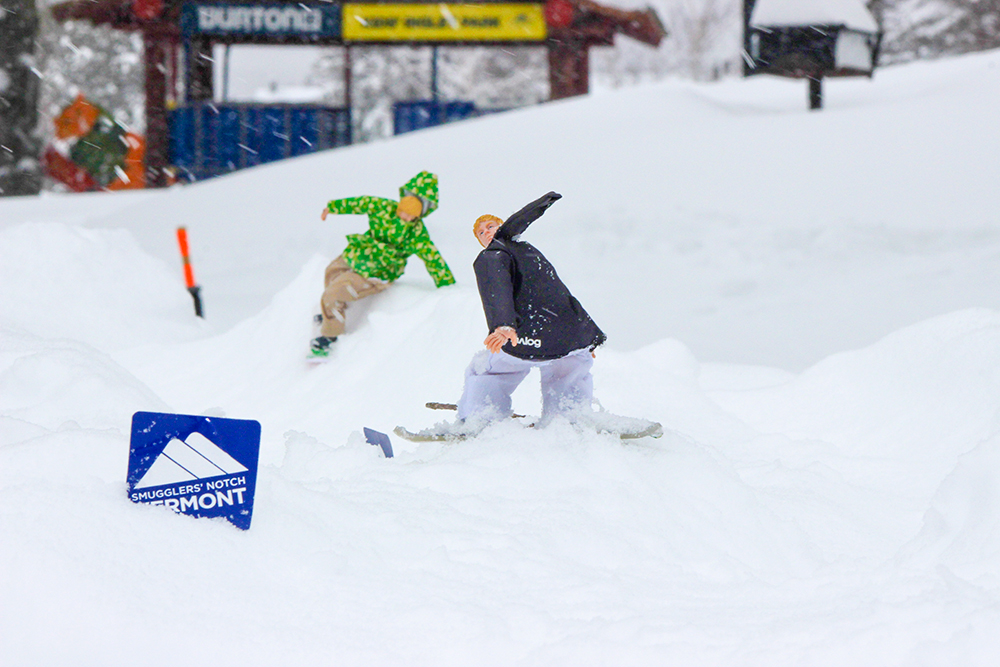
[327,171,455,287]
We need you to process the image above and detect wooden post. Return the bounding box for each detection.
[187,36,214,101]
[809,75,823,110]
[344,46,352,109]
[222,44,231,102]
[431,45,439,104]
[144,29,171,187]
[548,39,590,100]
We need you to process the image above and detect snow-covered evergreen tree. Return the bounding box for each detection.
[0,0,42,196]
[33,3,144,189]
[881,0,1000,63]
[592,0,741,88]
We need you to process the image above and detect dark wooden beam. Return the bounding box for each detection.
[187,36,214,101]
[144,30,171,187]
[548,38,589,100]
[50,0,141,30]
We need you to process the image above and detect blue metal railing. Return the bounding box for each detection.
[392,100,482,135]
[170,103,352,181]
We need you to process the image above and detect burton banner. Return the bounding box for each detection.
[180,3,343,38]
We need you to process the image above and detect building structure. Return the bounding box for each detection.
[50,0,666,185]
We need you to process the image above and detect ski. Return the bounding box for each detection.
[394,421,661,442]
[397,403,663,442]
[424,402,525,419]
[393,426,471,443]
[617,421,664,440]
[573,410,664,439]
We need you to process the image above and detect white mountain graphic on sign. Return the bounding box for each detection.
[134,432,248,489]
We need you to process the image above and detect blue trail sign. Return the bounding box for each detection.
[128,412,261,530]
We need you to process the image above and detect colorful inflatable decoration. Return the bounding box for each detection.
[43,94,146,191]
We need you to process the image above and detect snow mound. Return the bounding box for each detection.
[0,222,203,351]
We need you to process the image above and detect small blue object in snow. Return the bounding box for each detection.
[127,411,261,530]
[363,427,394,458]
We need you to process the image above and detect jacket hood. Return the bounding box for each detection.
[400,171,439,217]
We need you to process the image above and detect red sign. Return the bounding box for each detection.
[133,0,164,21]
[544,0,575,28]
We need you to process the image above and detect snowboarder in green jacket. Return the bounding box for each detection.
[312,171,455,357]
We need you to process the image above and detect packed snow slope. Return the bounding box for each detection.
[2,50,1000,666]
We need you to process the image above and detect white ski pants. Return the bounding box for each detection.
[456,348,594,424]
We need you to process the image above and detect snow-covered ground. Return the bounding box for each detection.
[3,50,1000,665]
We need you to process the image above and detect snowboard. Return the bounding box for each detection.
[307,314,332,364]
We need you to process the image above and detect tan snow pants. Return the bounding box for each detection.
[319,255,390,338]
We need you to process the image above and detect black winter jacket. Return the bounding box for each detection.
[473,191,607,360]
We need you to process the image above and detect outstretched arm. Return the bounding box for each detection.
[414,240,456,287]
[497,191,562,241]
[413,225,456,287]
[320,195,388,220]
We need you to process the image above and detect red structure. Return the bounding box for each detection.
[546,0,665,98]
[51,0,178,187]
[50,0,666,187]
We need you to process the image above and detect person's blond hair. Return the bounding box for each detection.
[473,214,503,237]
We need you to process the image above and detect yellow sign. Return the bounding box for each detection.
[342,3,547,42]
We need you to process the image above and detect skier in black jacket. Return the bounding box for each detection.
[456,191,607,427]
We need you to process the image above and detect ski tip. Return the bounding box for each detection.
[363,427,394,458]
[425,402,458,411]
[393,426,434,442]
[620,421,664,440]
[393,426,462,442]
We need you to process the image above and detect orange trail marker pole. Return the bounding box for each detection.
[176,226,204,317]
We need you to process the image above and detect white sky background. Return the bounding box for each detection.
[212,44,329,101]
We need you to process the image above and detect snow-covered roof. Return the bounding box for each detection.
[750,0,879,33]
